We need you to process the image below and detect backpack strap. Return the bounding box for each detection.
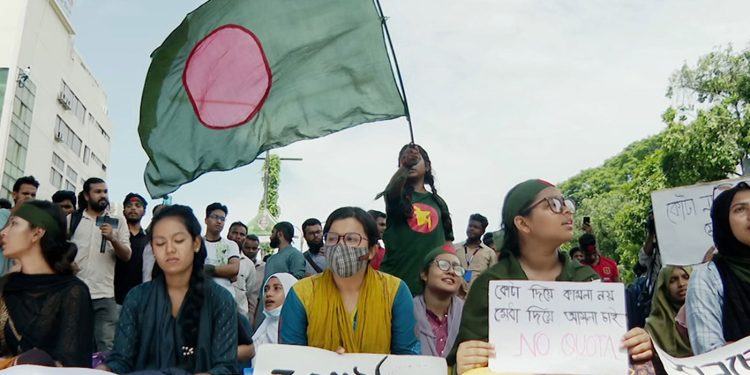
[304,252,323,274]
[67,211,83,240]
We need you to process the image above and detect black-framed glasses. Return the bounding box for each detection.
[323,232,368,247]
[527,196,576,214]
[433,259,466,277]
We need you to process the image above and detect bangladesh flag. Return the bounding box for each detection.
[140,0,406,198]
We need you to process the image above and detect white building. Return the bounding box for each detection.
[0,0,112,201]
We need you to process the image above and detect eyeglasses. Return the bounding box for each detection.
[323,232,368,247]
[208,214,226,222]
[526,196,576,214]
[433,259,466,277]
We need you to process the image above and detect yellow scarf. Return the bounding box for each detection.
[293,268,401,353]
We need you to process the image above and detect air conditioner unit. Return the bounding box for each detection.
[54,131,63,142]
[57,94,71,110]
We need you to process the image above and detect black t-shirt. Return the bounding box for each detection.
[114,229,148,305]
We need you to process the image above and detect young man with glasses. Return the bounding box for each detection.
[204,202,240,297]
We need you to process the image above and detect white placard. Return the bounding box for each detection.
[254,344,447,374]
[0,366,109,374]
[488,280,628,375]
[651,177,750,266]
[654,335,750,374]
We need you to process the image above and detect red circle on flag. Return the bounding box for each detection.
[408,203,439,234]
[183,24,272,130]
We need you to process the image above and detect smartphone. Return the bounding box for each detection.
[583,216,591,226]
[95,215,120,229]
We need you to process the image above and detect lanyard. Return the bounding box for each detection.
[464,244,480,267]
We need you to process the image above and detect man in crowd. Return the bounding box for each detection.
[482,232,496,253]
[114,193,149,307]
[203,203,240,297]
[11,175,38,205]
[579,233,619,282]
[264,221,305,280]
[52,190,77,215]
[301,218,326,276]
[367,210,387,270]
[69,177,131,351]
[457,213,496,289]
[228,221,256,317]
[243,234,264,325]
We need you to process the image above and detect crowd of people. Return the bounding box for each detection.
[0,143,746,374]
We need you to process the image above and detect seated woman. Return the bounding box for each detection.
[414,247,465,358]
[645,266,692,357]
[100,205,237,374]
[280,206,420,354]
[687,182,750,355]
[249,272,297,365]
[448,179,654,374]
[0,200,93,368]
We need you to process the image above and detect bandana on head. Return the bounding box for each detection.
[421,244,456,272]
[500,179,554,254]
[14,203,61,238]
[123,193,147,208]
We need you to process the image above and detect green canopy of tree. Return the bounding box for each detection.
[558,45,750,283]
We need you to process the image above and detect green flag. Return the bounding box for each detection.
[140,0,406,198]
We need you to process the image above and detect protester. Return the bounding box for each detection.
[0,200,93,367]
[301,218,326,276]
[414,247,465,358]
[250,272,298,365]
[569,246,584,263]
[457,213,496,289]
[448,179,653,374]
[367,210,387,270]
[482,232,496,253]
[101,205,237,374]
[0,199,10,210]
[114,193,148,306]
[280,206,420,355]
[228,221,255,317]
[688,182,750,355]
[639,212,661,301]
[579,233,620,282]
[243,234,264,325]
[377,144,454,295]
[645,266,692,358]
[51,190,76,216]
[626,262,650,329]
[264,221,305,280]
[203,203,240,297]
[69,177,131,352]
[0,176,41,275]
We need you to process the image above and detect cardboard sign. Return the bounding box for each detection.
[651,177,750,266]
[488,280,629,374]
[254,344,447,375]
[654,335,750,375]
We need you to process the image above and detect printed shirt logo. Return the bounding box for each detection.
[602,266,611,275]
[408,203,439,234]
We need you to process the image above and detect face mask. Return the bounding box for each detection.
[324,243,369,278]
[263,305,282,318]
[270,236,280,249]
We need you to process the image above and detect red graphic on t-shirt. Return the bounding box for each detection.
[408,203,439,234]
[183,24,272,130]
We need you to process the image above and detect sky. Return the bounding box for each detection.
[70,0,750,245]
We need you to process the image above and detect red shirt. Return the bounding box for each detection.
[586,255,619,282]
[426,309,450,356]
[371,244,386,270]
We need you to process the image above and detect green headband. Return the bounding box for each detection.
[500,179,555,251]
[14,203,61,238]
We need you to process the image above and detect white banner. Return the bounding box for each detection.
[651,177,750,266]
[488,280,629,375]
[254,344,447,375]
[0,366,108,374]
[654,335,750,374]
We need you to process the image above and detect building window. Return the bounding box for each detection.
[97,122,110,142]
[52,153,64,170]
[55,116,83,157]
[59,81,86,124]
[49,168,63,189]
[83,146,90,165]
[64,180,75,192]
[91,152,106,172]
[2,71,34,199]
[65,165,77,182]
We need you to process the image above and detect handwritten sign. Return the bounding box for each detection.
[0,366,109,375]
[488,280,628,375]
[654,335,750,375]
[254,344,446,375]
[651,177,750,266]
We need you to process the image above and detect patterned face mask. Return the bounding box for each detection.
[324,243,369,278]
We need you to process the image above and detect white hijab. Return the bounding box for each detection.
[251,272,298,347]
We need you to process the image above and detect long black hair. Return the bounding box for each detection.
[24,200,77,274]
[387,144,454,241]
[148,205,207,362]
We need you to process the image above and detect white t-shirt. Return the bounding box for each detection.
[204,237,240,296]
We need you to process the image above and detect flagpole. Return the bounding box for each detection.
[373,0,415,145]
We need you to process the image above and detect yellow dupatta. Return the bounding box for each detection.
[294,267,401,353]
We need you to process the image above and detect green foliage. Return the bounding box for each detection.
[560,45,750,284]
[260,154,281,218]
